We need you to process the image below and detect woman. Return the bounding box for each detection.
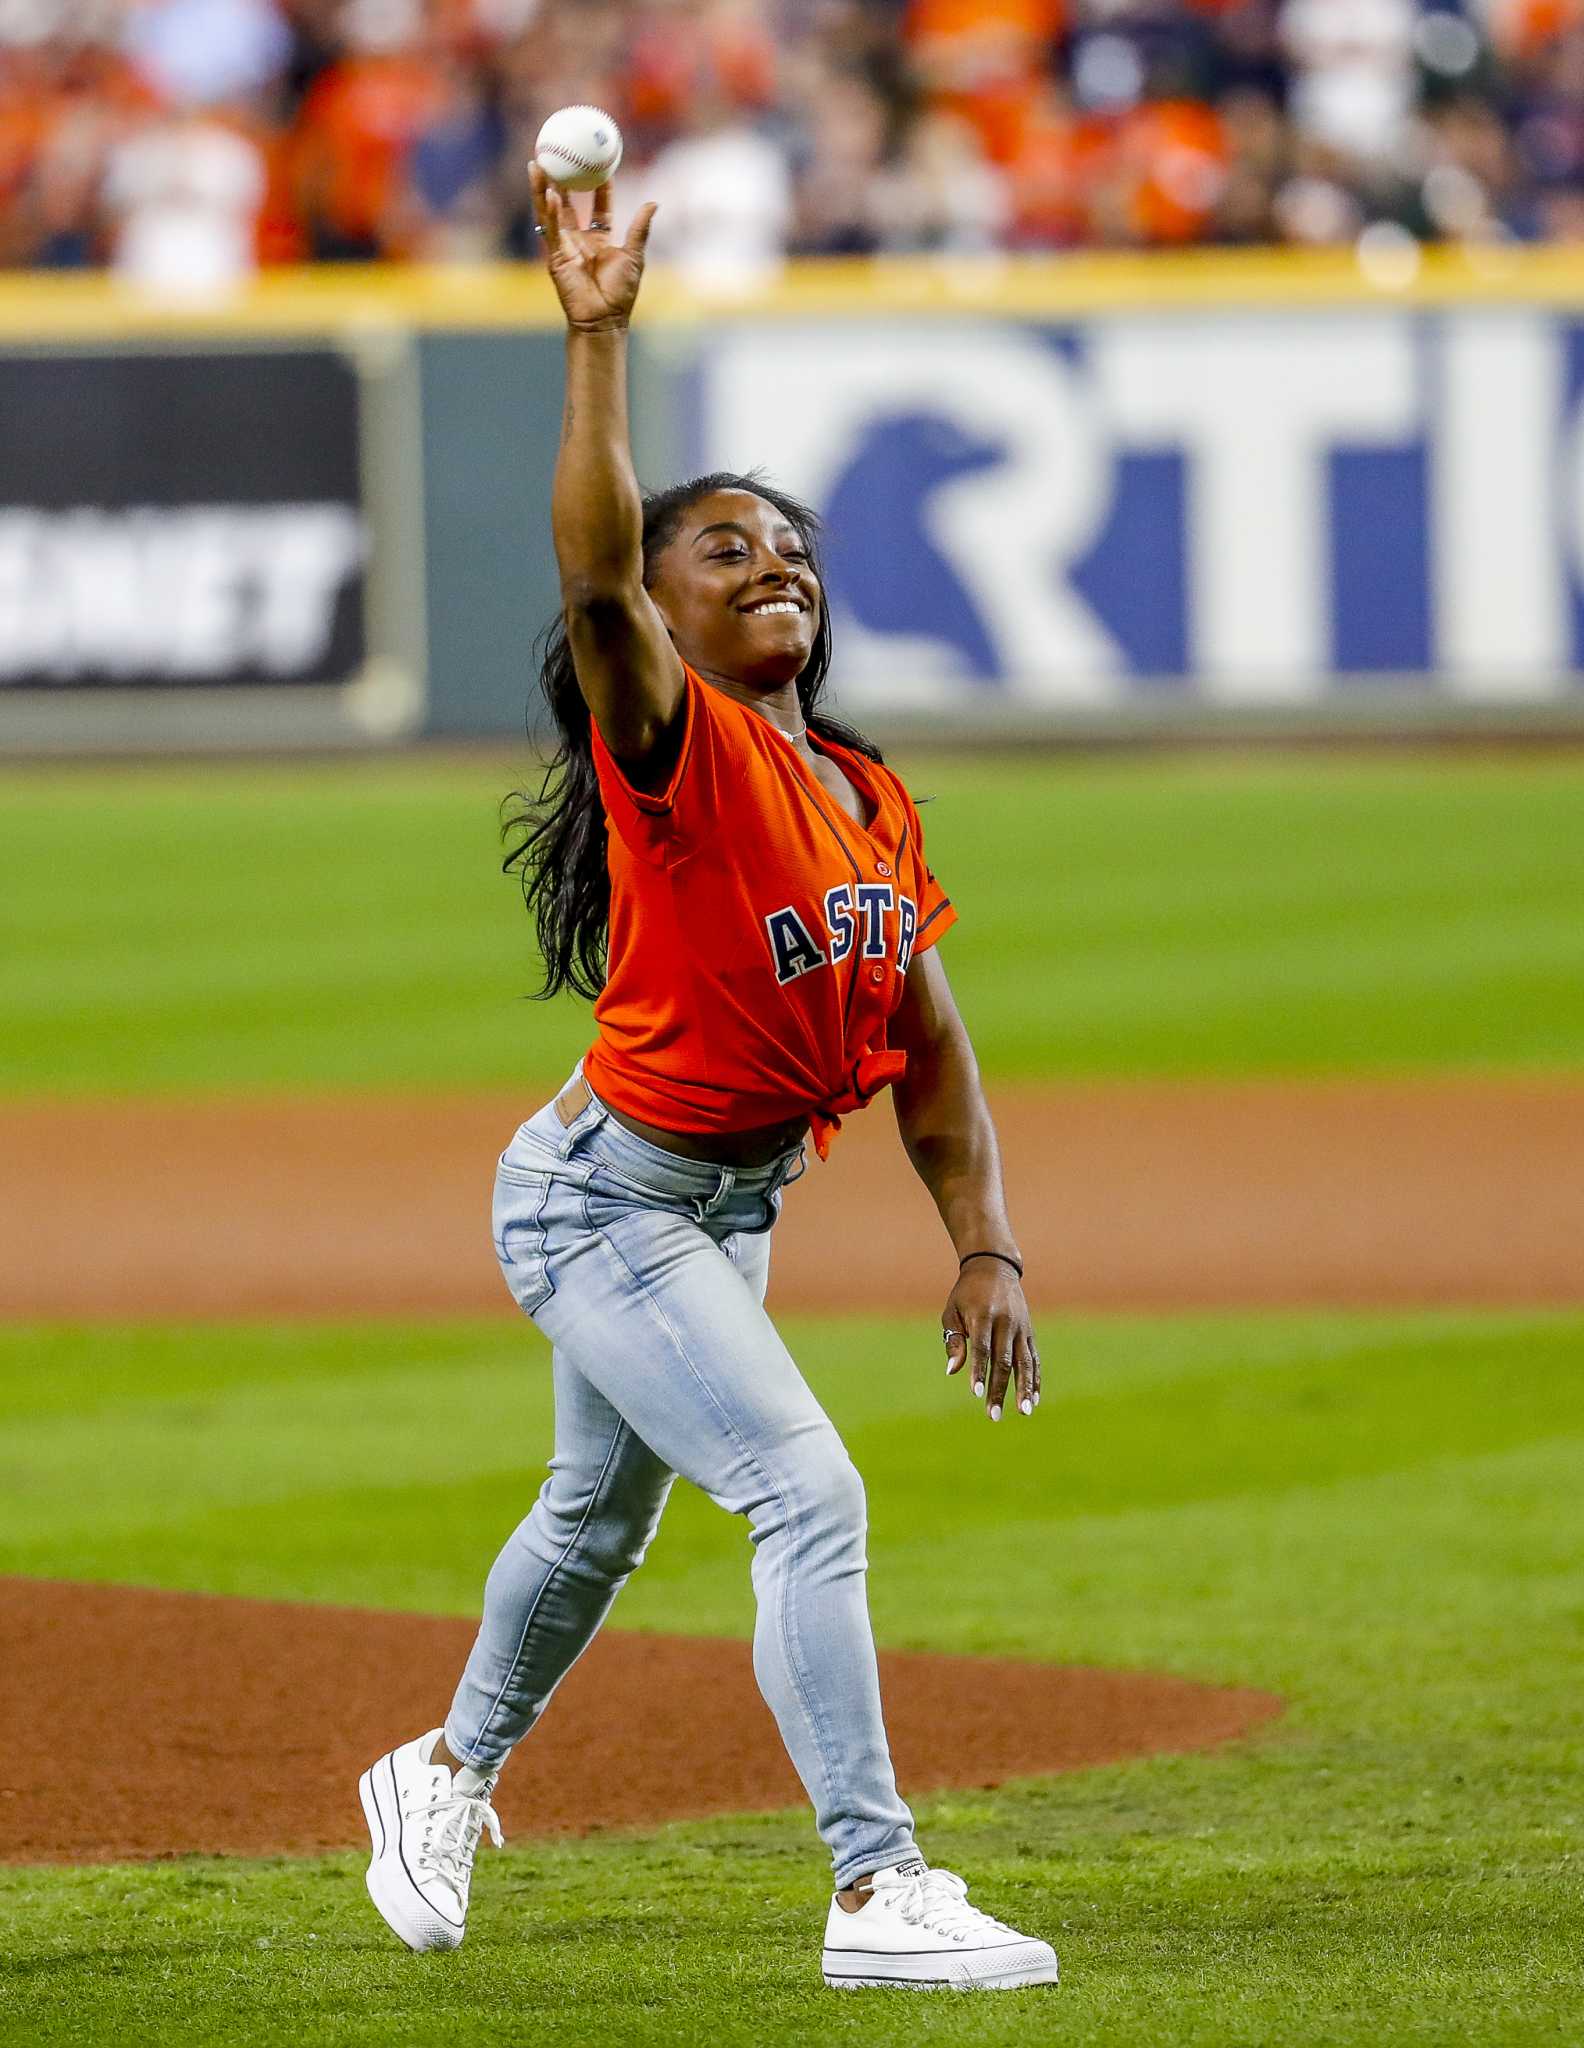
[359,166,1056,1994]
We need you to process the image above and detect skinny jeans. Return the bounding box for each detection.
[444,1076,918,1890]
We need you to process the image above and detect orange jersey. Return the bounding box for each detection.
[585,666,955,1157]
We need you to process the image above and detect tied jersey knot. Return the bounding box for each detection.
[810,1048,909,1160]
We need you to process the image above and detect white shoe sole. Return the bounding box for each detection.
[822,1947,1060,1991]
[359,1758,465,1954]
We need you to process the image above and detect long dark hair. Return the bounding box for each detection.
[503,472,882,1003]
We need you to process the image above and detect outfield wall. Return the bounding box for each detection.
[1,248,1582,750]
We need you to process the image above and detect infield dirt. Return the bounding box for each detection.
[2,1077,1579,1319]
[1,1577,1282,1865]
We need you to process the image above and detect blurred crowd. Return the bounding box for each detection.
[0,0,1580,292]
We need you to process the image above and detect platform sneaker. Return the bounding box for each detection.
[359,1729,502,1952]
[822,1859,1059,1991]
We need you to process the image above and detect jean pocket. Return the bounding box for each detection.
[580,1162,695,1226]
[498,1114,562,1177]
[579,1181,635,1236]
[493,1164,555,1316]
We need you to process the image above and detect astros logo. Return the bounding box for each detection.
[764,884,919,985]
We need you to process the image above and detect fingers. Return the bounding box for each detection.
[970,1317,993,1408]
[589,180,613,232]
[945,1285,1037,1424]
[1013,1328,1040,1416]
[529,163,564,253]
[985,1314,1016,1422]
[624,199,657,262]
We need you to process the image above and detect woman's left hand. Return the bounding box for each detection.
[943,1258,1041,1420]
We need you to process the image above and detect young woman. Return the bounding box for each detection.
[359,167,1056,1993]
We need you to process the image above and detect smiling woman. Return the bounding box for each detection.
[505,466,877,1050]
[356,165,1057,1994]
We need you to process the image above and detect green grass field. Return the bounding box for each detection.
[2,753,1581,2045]
[3,752,1582,1095]
[3,1310,1581,2045]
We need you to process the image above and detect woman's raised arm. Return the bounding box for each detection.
[531,164,684,766]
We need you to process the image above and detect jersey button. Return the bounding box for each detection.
[875,861,892,877]
[869,964,885,984]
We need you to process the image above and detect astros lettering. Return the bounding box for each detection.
[764,883,919,985]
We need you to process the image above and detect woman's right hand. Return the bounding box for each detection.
[531,164,657,333]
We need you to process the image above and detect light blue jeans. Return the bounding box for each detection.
[444,1077,918,1889]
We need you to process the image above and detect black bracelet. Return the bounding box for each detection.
[959,1249,1024,1279]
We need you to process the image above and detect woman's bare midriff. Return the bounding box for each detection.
[605,1101,810,1167]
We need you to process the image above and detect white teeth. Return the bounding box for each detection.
[748,601,799,615]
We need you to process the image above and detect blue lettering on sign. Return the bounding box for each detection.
[820,403,1196,684]
[1329,443,1432,675]
[707,314,1584,698]
[1067,450,1189,681]
[823,412,1002,682]
[1563,324,1584,672]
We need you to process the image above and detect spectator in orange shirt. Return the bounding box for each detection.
[292,0,447,258]
[10,31,158,268]
[1005,78,1110,247]
[627,0,777,137]
[905,0,1064,163]
[0,53,54,262]
[1492,0,1583,58]
[1121,94,1229,242]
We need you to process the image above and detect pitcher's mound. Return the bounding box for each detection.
[3,1577,1281,1865]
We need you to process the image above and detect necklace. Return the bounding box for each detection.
[775,721,808,744]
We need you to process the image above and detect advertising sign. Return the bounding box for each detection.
[0,342,423,748]
[697,310,1584,717]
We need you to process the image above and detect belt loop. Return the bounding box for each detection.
[694,1166,735,1220]
[573,1104,606,1158]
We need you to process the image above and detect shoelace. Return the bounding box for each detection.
[873,1867,1014,1941]
[412,1788,503,1892]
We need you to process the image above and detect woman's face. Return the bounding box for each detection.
[647,489,821,690]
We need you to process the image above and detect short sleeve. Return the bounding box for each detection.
[590,665,729,865]
[895,781,956,957]
[913,864,956,955]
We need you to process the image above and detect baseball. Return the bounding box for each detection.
[535,105,623,193]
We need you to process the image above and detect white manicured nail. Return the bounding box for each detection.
[1020,1398,1033,1415]
[989,1404,1001,1422]
[973,1380,985,1399]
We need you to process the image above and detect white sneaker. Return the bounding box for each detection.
[359,1729,503,1952]
[822,1859,1060,1991]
